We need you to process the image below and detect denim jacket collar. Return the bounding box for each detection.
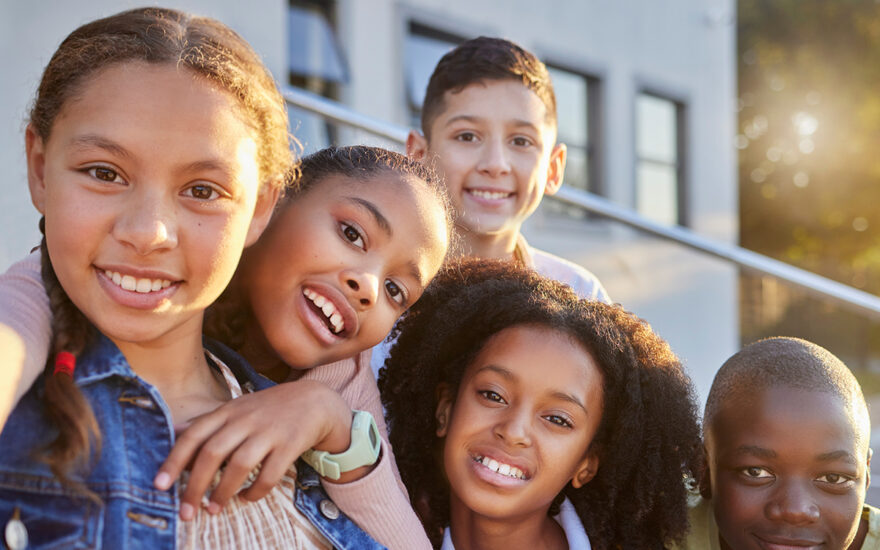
[73,334,276,393]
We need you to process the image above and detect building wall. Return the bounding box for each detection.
[0,0,736,401]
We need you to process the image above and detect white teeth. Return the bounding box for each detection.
[302,288,346,334]
[469,189,511,200]
[475,455,526,480]
[105,270,172,293]
[121,275,136,291]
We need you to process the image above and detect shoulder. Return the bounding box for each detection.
[527,246,611,303]
[863,504,880,548]
[666,495,720,550]
[203,337,275,391]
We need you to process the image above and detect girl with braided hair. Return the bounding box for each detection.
[0,8,450,549]
[379,259,703,550]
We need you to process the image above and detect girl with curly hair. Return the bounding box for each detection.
[379,259,702,550]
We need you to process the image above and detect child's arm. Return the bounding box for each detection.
[307,350,433,550]
[155,379,369,515]
[0,252,51,428]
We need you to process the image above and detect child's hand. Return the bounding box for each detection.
[153,380,358,520]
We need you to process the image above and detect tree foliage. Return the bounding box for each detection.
[739,0,880,292]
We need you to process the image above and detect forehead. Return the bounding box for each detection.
[707,386,867,460]
[51,62,257,167]
[465,325,602,400]
[432,79,555,134]
[307,172,448,275]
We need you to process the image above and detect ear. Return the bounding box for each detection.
[406,130,429,162]
[570,448,599,489]
[543,143,567,197]
[244,183,282,247]
[26,125,48,214]
[435,383,453,438]
[867,448,873,491]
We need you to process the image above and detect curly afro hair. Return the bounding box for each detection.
[379,258,702,549]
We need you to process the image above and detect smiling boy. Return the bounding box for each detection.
[406,36,608,302]
[675,337,880,550]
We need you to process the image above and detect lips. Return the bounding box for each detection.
[472,454,528,480]
[753,532,824,549]
[95,265,179,309]
[298,283,357,342]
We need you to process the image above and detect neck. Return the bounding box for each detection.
[456,228,521,262]
[448,493,567,550]
[112,318,229,425]
[239,319,291,383]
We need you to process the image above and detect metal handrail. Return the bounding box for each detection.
[282,85,880,320]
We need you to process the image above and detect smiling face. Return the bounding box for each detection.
[239,172,449,371]
[410,79,565,245]
[705,386,870,550]
[436,324,603,522]
[27,62,274,351]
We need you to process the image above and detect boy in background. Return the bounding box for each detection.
[372,37,608,378]
[678,337,880,550]
[407,36,609,302]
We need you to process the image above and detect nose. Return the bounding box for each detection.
[493,407,532,448]
[112,188,178,255]
[476,138,511,178]
[765,480,821,525]
[341,268,380,310]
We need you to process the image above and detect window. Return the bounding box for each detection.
[547,65,600,197]
[404,23,464,128]
[288,0,349,151]
[636,93,686,226]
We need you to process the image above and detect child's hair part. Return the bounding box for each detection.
[379,258,702,549]
[30,6,295,190]
[206,145,456,354]
[420,36,557,139]
[704,337,870,442]
[33,7,295,492]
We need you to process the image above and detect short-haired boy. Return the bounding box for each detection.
[407,36,609,302]
[674,337,880,550]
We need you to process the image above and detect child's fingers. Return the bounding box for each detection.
[205,437,275,508]
[239,444,300,503]
[155,411,229,491]
[178,427,248,519]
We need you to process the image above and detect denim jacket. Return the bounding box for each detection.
[0,335,385,549]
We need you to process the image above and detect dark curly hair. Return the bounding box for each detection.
[379,259,701,549]
[206,145,456,357]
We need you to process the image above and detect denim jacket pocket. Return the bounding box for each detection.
[0,487,103,549]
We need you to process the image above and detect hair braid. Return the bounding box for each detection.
[38,217,101,497]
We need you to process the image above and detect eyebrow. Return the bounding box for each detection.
[70,134,131,158]
[816,450,857,464]
[444,114,540,133]
[476,365,589,414]
[344,196,426,286]
[733,445,777,459]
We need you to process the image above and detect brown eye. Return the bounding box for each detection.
[87,166,121,182]
[340,223,365,249]
[187,185,217,200]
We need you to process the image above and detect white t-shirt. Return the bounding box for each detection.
[439,499,591,550]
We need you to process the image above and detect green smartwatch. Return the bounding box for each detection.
[301,410,381,480]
